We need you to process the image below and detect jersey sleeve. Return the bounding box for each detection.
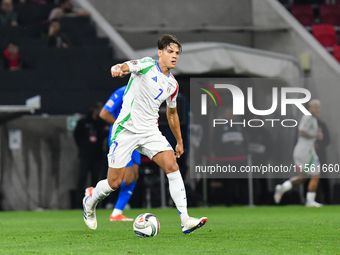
[125,57,155,74]
[103,89,124,115]
[166,77,179,108]
[298,115,316,134]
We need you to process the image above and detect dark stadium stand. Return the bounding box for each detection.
[0,2,128,114]
[284,1,340,62]
[319,4,340,26]
[291,5,314,27]
[14,2,55,24]
[294,0,325,4]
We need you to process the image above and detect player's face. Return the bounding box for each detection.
[224,108,234,121]
[1,0,12,13]
[158,43,180,69]
[309,103,320,118]
[8,43,18,55]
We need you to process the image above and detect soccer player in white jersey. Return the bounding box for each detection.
[83,34,207,234]
[274,99,323,207]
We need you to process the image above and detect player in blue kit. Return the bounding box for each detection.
[85,85,140,221]
[83,34,207,234]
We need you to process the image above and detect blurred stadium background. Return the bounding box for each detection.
[1,0,340,211]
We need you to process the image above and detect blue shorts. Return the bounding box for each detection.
[126,150,141,167]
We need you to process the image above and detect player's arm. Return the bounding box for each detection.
[111,57,155,78]
[99,108,116,125]
[298,116,318,139]
[298,130,317,139]
[166,105,184,158]
[110,63,130,78]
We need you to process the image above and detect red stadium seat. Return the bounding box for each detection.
[319,4,340,26]
[332,45,340,62]
[291,5,314,27]
[312,24,337,49]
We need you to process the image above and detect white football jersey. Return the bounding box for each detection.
[295,115,318,148]
[115,57,179,133]
[293,115,320,170]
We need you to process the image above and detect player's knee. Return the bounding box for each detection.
[308,177,319,190]
[123,171,134,185]
[166,163,179,173]
[108,178,123,190]
[124,179,133,186]
[134,172,139,181]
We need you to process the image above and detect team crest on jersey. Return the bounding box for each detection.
[130,60,138,65]
[110,154,116,164]
[106,99,114,107]
[167,86,171,93]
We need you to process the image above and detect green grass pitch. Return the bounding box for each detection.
[0,206,339,254]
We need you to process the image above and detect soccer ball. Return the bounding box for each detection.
[133,213,160,237]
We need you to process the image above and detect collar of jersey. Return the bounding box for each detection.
[155,61,170,77]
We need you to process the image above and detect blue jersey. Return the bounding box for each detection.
[103,85,127,119]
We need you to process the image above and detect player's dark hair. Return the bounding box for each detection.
[87,102,102,117]
[157,34,182,53]
[91,102,102,111]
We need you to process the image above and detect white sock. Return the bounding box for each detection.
[167,170,189,223]
[88,179,115,209]
[282,180,292,193]
[306,192,316,202]
[112,208,122,216]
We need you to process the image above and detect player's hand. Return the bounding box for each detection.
[174,142,184,158]
[317,128,323,140]
[111,64,129,78]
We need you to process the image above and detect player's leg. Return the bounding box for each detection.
[83,127,135,229]
[275,149,307,204]
[110,154,139,221]
[152,150,188,217]
[87,166,126,208]
[306,176,323,207]
[274,143,310,204]
[304,153,322,207]
[152,150,207,234]
[274,170,305,204]
[83,166,125,229]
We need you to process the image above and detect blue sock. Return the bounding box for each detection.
[114,181,136,211]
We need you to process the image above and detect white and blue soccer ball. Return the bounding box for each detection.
[133,213,160,237]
